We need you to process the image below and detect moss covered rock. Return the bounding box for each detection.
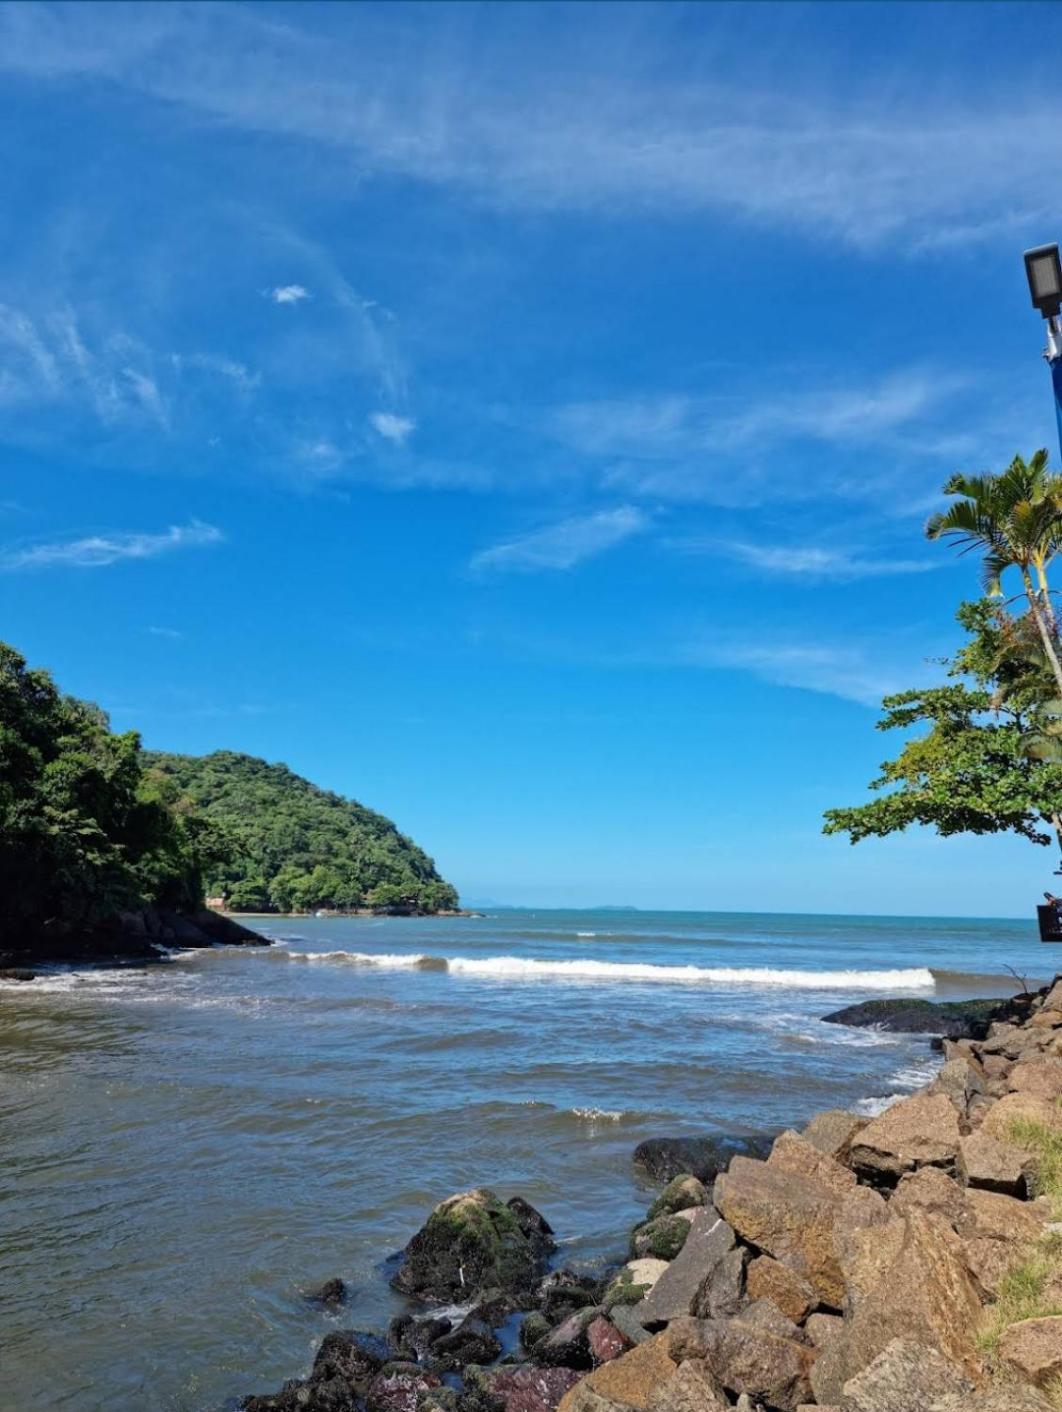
[628,1214,692,1262]
[391,1188,555,1305]
[646,1174,707,1220]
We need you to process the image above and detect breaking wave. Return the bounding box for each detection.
[279,950,936,989]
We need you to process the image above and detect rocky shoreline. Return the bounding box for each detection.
[0,906,271,979]
[241,979,1062,1412]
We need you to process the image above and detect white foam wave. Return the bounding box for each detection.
[571,1107,623,1122]
[576,932,597,938]
[279,949,934,988]
[289,950,433,968]
[852,1093,905,1117]
[444,957,935,989]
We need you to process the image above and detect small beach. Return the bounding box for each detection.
[0,909,1047,1410]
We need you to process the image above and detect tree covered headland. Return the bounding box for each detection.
[143,750,460,914]
[0,641,223,950]
[0,640,459,953]
[825,452,1062,862]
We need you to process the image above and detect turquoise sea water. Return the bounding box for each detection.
[0,908,1052,1410]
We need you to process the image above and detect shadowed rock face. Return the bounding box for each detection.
[390,1188,555,1306]
[632,1134,773,1184]
[820,996,1010,1037]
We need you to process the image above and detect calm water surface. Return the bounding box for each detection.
[0,909,1051,1410]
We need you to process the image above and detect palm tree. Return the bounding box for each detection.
[926,450,1062,694]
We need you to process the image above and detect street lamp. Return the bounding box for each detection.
[1025,242,1062,459]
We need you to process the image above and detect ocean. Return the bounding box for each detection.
[0,908,1051,1410]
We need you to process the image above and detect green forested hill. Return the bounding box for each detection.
[143,750,459,913]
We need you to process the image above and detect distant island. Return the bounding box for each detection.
[143,750,460,916]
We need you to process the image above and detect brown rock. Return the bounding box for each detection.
[768,1130,857,1194]
[681,1316,814,1412]
[998,1315,1062,1387]
[739,1297,807,1344]
[930,1057,985,1114]
[713,1157,846,1306]
[1041,979,1062,1011]
[976,1091,1062,1143]
[810,1210,983,1405]
[829,1184,889,1276]
[588,1318,631,1366]
[801,1109,866,1160]
[929,1389,1055,1412]
[558,1335,676,1412]
[847,1093,961,1182]
[981,1054,1012,1081]
[1008,1057,1062,1101]
[840,1337,974,1412]
[1028,1009,1062,1030]
[746,1255,817,1323]
[805,1313,844,1349]
[889,1167,967,1224]
[958,1130,1031,1196]
[644,1359,727,1412]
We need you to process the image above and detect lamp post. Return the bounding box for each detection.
[1024,242,1062,460]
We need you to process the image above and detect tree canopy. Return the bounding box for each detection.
[143,750,459,914]
[0,641,217,946]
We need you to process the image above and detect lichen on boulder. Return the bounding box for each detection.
[391,1188,555,1306]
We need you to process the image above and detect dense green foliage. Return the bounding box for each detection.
[826,446,1062,858]
[824,600,1062,852]
[143,750,459,913]
[0,642,220,945]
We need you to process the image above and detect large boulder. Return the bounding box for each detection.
[767,1130,857,1195]
[391,1189,554,1305]
[714,1155,876,1307]
[311,1332,391,1396]
[820,997,1006,1037]
[646,1176,707,1220]
[979,1092,1062,1143]
[1007,1058,1062,1101]
[534,1307,603,1370]
[667,1315,813,1412]
[998,1316,1062,1388]
[810,1210,983,1405]
[558,1334,676,1412]
[801,1110,866,1161]
[846,1093,961,1182]
[644,1359,727,1412]
[929,1386,1056,1411]
[629,1214,695,1262]
[958,1130,1032,1196]
[632,1135,772,1185]
[367,1367,443,1412]
[474,1365,584,1412]
[840,1337,973,1412]
[746,1255,817,1324]
[635,1212,736,1326]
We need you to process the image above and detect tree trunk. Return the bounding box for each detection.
[1022,567,1062,696]
[1035,562,1059,634]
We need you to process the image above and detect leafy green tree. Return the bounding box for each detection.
[0,641,214,948]
[824,601,1062,857]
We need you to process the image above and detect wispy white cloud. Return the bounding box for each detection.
[676,540,942,581]
[148,625,184,639]
[270,284,310,305]
[370,411,415,445]
[0,5,1056,250]
[681,640,908,707]
[174,352,260,392]
[1,520,223,571]
[471,506,649,574]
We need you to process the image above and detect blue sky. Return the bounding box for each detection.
[3,1,1062,916]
